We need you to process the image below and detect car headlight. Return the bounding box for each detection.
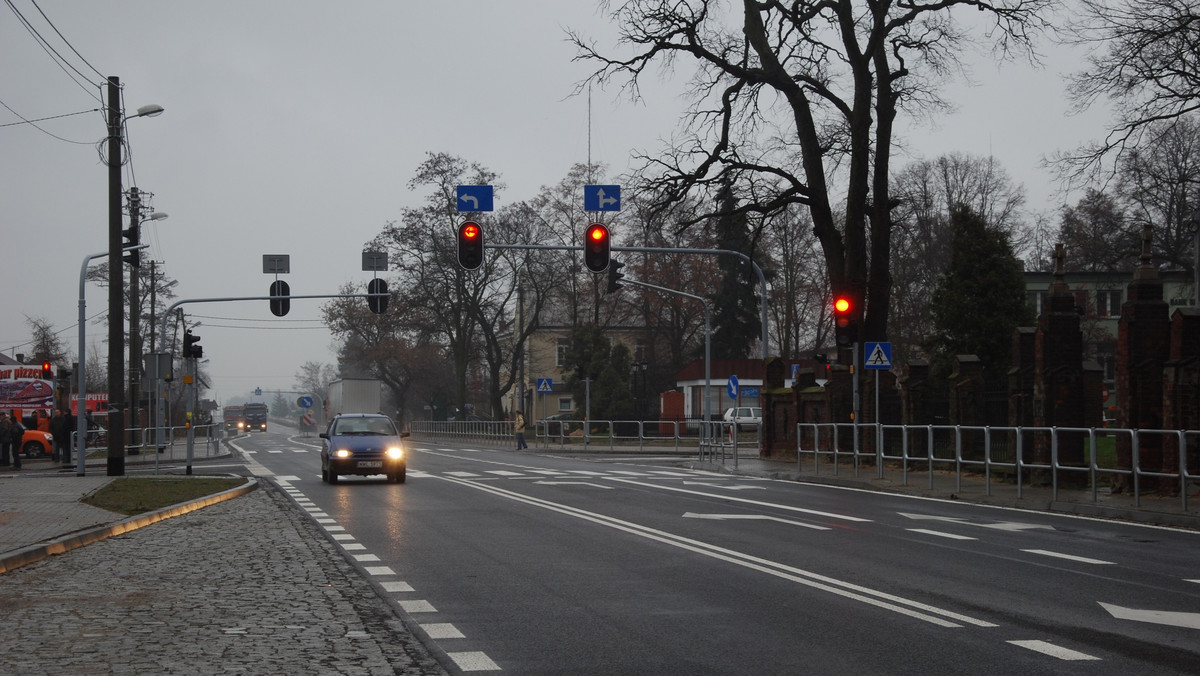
[334,449,352,458]
[386,447,404,459]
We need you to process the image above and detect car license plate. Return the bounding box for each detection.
[357,461,383,469]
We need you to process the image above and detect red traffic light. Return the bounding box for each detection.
[41,361,52,379]
[583,223,610,273]
[833,294,856,347]
[458,221,484,270]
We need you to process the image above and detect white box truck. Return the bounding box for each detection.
[327,378,382,416]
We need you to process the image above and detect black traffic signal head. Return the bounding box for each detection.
[367,277,389,314]
[122,224,140,268]
[457,221,484,270]
[269,279,291,317]
[605,258,625,294]
[183,330,202,359]
[41,361,52,379]
[833,294,857,347]
[584,223,610,273]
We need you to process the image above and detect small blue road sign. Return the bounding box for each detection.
[727,374,739,400]
[297,396,313,409]
[537,378,553,393]
[864,342,893,370]
[584,185,621,211]
[457,185,494,212]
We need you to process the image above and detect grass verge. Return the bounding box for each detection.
[82,476,246,516]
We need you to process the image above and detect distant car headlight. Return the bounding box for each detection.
[334,449,352,458]
[386,447,404,459]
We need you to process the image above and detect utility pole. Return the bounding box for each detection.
[127,187,142,454]
[106,75,126,476]
[517,281,525,415]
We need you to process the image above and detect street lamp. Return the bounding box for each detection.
[105,74,163,476]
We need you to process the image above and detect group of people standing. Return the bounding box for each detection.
[0,408,75,470]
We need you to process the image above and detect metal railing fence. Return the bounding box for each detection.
[796,422,1198,510]
[409,418,755,457]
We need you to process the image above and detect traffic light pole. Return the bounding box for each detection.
[484,243,769,360]
[622,279,713,448]
[156,291,385,474]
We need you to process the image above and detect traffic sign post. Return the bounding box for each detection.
[864,341,892,479]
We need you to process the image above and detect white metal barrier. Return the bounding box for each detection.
[796,422,1197,510]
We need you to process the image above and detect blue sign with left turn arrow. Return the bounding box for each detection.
[457,185,494,212]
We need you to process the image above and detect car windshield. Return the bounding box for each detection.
[333,418,396,436]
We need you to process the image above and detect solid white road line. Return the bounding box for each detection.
[437,474,994,629]
[608,477,871,523]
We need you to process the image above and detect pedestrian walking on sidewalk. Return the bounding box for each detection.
[514,410,528,450]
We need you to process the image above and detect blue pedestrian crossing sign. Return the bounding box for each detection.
[537,378,553,393]
[864,342,892,370]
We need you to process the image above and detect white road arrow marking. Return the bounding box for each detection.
[681,481,766,491]
[1100,602,1200,630]
[683,512,831,531]
[898,512,1053,531]
[534,480,613,489]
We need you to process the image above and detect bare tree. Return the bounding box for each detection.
[293,361,337,403]
[1116,115,1200,274]
[762,204,826,359]
[890,153,1029,363]
[572,0,1049,344]
[1057,189,1139,272]
[1059,0,1200,178]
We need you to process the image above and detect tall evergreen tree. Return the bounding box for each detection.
[708,180,762,359]
[562,325,635,422]
[926,206,1034,382]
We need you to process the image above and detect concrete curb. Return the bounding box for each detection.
[0,477,259,575]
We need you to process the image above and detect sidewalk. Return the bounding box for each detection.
[0,451,448,675]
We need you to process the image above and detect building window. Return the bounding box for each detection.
[634,341,646,363]
[1027,290,1046,315]
[1073,290,1089,312]
[1096,290,1121,317]
[557,397,572,412]
[556,338,568,367]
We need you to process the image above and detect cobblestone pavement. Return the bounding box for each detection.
[0,483,449,675]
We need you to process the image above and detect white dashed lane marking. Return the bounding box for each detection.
[1008,640,1100,661]
[1022,549,1115,565]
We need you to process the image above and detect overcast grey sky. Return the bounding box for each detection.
[1,1,1113,406]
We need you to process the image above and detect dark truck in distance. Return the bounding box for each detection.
[242,403,268,432]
